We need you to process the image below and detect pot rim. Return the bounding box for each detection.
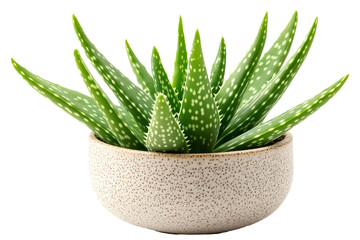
[90,132,292,158]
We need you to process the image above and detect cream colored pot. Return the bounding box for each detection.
[89,132,293,234]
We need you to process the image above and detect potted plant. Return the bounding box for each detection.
[12,12,348,234]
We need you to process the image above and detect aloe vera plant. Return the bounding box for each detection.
[12,12,348,153]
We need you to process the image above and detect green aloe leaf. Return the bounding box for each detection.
[146,94,189,153]
[240,11,298,106]
[114,104,144,142]
[125,40,156,99]
[215,13,268,132]
[214,75,348,152]
[11,59,119,146]
[172,16,188,101]
[218,18,318,146]
[151,47,181,114]
[210,37,226,95]
[74,50,146,150]
[72,15,153,129]
[178,30,220,153]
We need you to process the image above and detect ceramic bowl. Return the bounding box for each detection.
[89,132,293,234]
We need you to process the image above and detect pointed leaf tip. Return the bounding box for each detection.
[192,29,202,49]
[195,29,200,38]
[152,46,158,54]
[341,74,349,82]
[157,93,165,100]
[72,14,78,25]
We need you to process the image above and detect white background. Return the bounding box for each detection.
[1,0,359,239]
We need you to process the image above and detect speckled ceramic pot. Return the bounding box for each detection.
[89,132,293,234]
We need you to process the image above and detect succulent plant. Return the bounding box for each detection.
[12,12,348,153]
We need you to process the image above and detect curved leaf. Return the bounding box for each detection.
[11,59,119,145]
[214,75,348,152]
[72,15,153,129]
[240,11,298,106]
[74,50,146,150]
[215,13,268,132]
[218,17,318,145]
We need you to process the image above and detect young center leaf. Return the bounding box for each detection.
[74,50,146,150]
[73,15,154,129]
[172,16,188,101]
[210,37,226,95]
[215,13,268,132]
[11,59,119,146]
[125,40,156,99]
[240,11,298,106]
[151,47,181,114]
[178,30,220,153]
[214,75,348,152]
[146,94,189,153]
[218,17,318,145]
